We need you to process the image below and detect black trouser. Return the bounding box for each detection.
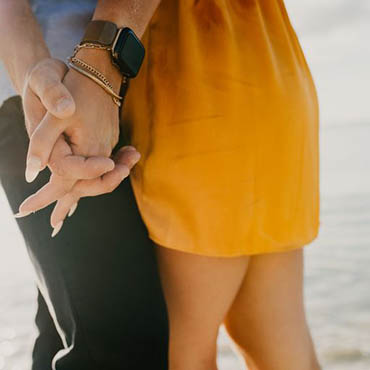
[0,96,169,370]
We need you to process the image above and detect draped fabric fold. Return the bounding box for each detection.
[122,0,320,256]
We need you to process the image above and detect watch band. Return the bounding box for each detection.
[79,20,145,79]
[81,20,118,46]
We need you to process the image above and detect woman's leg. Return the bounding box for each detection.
[0,96,169,370]
[156,246,249,370]
[224,249,321,370]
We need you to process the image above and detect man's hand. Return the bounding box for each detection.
[16,51,141,236]
[20,57,117,184]
[23,58,76,134]
[23,55,121,182]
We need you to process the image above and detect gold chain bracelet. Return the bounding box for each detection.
[73,43,112,54]
[72,42,122,73]
[68,56,124,107]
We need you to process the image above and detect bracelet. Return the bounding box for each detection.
[74,42,112,54]
[68,56,124,107]
[72,42,122,73]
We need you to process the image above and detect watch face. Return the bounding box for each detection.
[114,28,145,78]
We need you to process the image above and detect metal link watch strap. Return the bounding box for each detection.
[81,20,118,46]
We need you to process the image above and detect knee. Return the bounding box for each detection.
[224,317,320,370]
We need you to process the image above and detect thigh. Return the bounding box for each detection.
[156,245,249,369]
[225,249,320,370]
[0,97,169,370]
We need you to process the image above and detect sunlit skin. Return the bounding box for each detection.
[156,246,321,370]
[0,0,160,234]
[0,0,321,369]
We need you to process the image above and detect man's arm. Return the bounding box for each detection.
[0,0,49,94]
[0,0,77,121]
[93,0,161,38]
[18,0,163,232]
[0,0,117,219]
[73,0,162,94]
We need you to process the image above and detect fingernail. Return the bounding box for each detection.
[56,97,73,113]
[14,211,32,218]
[123,146,137,152]
[68,202,78,217]
[129,151,141,166]
[51,221,63,238]
[25,156,42,183]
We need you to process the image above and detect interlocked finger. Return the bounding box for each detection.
[17,137,115,216]
[50,193,80,233]
[49,146,141,234]
[48,137,115,179]
[17,175,75,217]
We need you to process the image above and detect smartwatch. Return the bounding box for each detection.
[80,20,145,78]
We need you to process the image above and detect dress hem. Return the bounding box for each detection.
[149,230,320,258]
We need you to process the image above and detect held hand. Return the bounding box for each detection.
[24,62,121,183]
[21,58,116,182]
[18,144,140,236]
[16,50,141,235]
[51,146,140,236]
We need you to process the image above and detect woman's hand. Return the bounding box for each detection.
[24,50,123,182]
[21,57,116,183]
[16,50,141,236]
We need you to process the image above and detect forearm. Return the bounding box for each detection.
[93,0,161,38]
[0,0,50,94]
[74,0,161,93]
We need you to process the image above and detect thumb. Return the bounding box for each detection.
[28,59,76,119]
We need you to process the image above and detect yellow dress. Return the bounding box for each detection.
[122,0,320,257]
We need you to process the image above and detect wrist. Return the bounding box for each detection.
[92,13,144,39]
[91,0,161,40]
[73,48,123,91]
